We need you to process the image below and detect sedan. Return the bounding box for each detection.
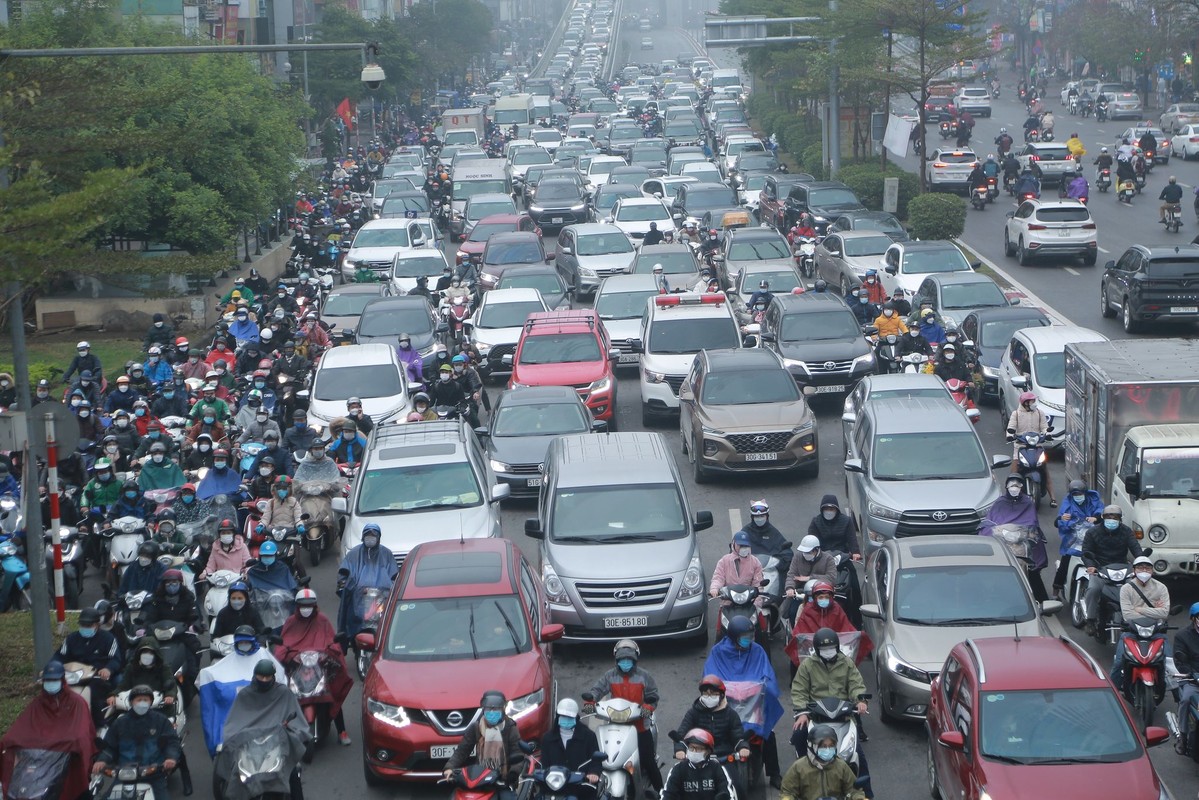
[826,211,909,242]
[1160,102,1199,133]
[320,283,392,341]
[815,232,895,296]
[1116,125,1172,163]
[1174,124,1199,160]
[912,272,1020,327]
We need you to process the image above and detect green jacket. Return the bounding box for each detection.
[190,397,230,422]
[779,754,866,800]
[113,638,180,704]
[138,459,186,491]
[221,286,255,305]
[790,653,867,712]
[82,476,123,510]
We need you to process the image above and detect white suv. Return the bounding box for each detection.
[1003,198,1099,266]
[466,288,549,379]
[954,86,992,116]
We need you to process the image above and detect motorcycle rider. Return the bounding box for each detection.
[899,320,933,361]
[1006,390,1055,505]
[139,442,185,492]
[1066,172,1089,201]
[109,479,153,522]
[643,221,665,246]
[344,397,374,436]
[786,535,839,604]
[738,499,794,576]
[778,724,867,800]
[139,569,201,664]
[451,354,484,427]
[1160,175,1185,223]
[257,476,304,536]
[1066,131,1086,158]
[199,519,251,581]
[933,343,973,385]
[396,334,425,387]
[786,582,874,669]
[871,302,907,339]
[709,530,764,604]
[1041,110,1055,138]
[327,420,367,465]
[994,128,1013,156]
[443,690,528,795]
[1053,480,1104,601]
[671,677,749,770]
[274,589,354,746]
[335,523,397,642]
[430,362,468,409]
[982,153,1000,181]
[660,729,733,800]
[409,392,437,421]
[251,430,292,479]
[1022,112,1041,140]
[1094,146,1114,175]
[790,628,869,756]
[1082,505,1144,634]
[109,637,179,711]
[539,698,602,787]
[214,581,267,638]
[849,289,877,327]
[52,606,122,725]
[584,639,665,796]
[119,541,167,596]
[1173,603,1199,754]
[1139,128,1158,159]
[1014,167,1041,198]
[916,308,945,346]
[294,439,341,483]
[92,684,182,800]
[967,161,989,196]
[63,340,103,383]
[1110,556,1170,687]
[246,541,298,628]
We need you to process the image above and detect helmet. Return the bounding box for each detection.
[259,540,279,556]
[798,535,821,553]
[162,569,183,584]
[813,279,827,292]
[1018,390,1037,405]
[122,478,140,494]
[944,323,959,335]
[987,153,995,160]
[253,659,276,677]
[791,286,804,295]
[218,518,236,533]
[147,346,161,356]
[1132,556,1154,569]
[810,581,835,597]
[731,530,750,547]
[480,690,507,709]
[452,354,468,364]
[813,627,840,651]
[1101,146,1109,152]
[941,343,957,354]
[758,279,769,289]
[42,662,66,681]
[137,541,161,559]
[234,624,258,644]
[556,698,579,717]
[1189,602,1199,618]
[129,684,156,701]
[726,615,754,642]
[1102,504,1123,518]
[749,499,769,515]
[1068,479,1086,493]
[683,728,715,750]
[77,341,91,350]
[699,675,726,694]
[613,639,640,661]
[413,392,431,406]
[295,588,318,606]
[1170,175,1178,184]
[1000,127,1008,134]
[347,396,362,408]
[228,580,250,597]
[808,723,838,748]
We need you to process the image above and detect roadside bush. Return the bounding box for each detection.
[835,163,922,219]
[906,193,967,240]
[801,142,827,178]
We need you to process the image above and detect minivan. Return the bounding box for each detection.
[525,432,713,642]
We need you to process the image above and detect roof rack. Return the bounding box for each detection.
[523,310,598,331]
[370,419,468,445]
[1057,634,1106,680]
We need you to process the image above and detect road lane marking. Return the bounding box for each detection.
[1064,267,1080,276]
[1098,246,1110,253]
[728,508,741,535]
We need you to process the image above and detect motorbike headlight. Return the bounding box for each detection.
[1148,524,1168,543]
[729,589,750,604]
[679,556,704,599]
[542,562,571,606]
[546,770,568,792]
[505,688,544,721]
[1036,451,1048,466]
[868,502,902,521]
[367,698,412,729]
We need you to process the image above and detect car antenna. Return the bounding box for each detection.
[1013,618,1021,643]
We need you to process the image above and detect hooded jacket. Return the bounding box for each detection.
[141,582,200,629]
[118,557,167,596]
[739,519,794,574]
[113,638,180,702]
[213,597,266,637]
[806,495,861,556]
[709,551,763,596]
[336,542,399,637]
[702,637,784,738]
[201,537,251,579]
[260,494,304,530]
[778,752,866,800]
[98,704,179,769]
[1055,489,1104,556]
[790,651,867,713]
[274,606,353,717]
[0,688,96,800]
[137,457,186,492]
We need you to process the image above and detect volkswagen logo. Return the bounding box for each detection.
[447,710,464,727]
[753,435,768,444]
[823,361,836,370]
[931,510,949,522]
[613,589,637,601]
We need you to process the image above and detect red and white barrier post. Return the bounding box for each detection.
[44,413,65,622]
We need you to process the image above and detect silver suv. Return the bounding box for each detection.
[524,432,714,642]
[843,397,1010,549]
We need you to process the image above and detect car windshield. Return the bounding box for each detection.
[892,565,1034,624]
[478,301,544,329]
[373,181,413,198]
[384,595,530,661]
[1139,447,1199,498]
[616,204,669,222]
[485,242,543,265]
[352,228,410,248]
[648,318,740,354]
[631,148,668,163]
[468,200,516,220]
[577,233,634,256]
[979,689,1141,764]
[744,270,801,294]
[493,401,590,436]
[381,196,430,214]
[871,431,990,479]
[1030,351,1066,389]
[469,222,517,243]
[780,310,862,341]
[742,174,769,192]
[392,256,446,278]
[537,183,582,201]
[728,239,790,261]
[980,317,1047,347]
[595,189,640,211]
[519,333,601,364]
[666,122,701,137]
[855,216,905,233]
[869,387,949,404]
[810,188,861,208]
[1146,258,1199,279]
[703,368,799,404]
[843,235,894,257]
[635,252,696,274]
[683,188,735,212]
[940,282,1007,310]
[513,150,553,166]
[455,180,508,200]
[737,155,777,171]
[358,307,432,337]
[531,130,561,144]
[314,365,402,401]
[321,292,377,318]
[357,461,481,514]
[550,484,687,541]
[596,289,656,319]
[498,273,562,297]
[901,248,969,274]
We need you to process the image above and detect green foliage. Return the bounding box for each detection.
[802,142,827,178]
[835,163,922,218]
[1057,2,1156,74]
[306,4,418,112]
[744,93,822,172]
[404,0,494,100]
[907,192,967,240]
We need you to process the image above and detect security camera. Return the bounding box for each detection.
[361,63,386,90]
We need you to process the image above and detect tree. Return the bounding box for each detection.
[405,0,494,93]
[305,4,418,113]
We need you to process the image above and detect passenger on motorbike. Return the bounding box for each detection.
[790,627,868,749]
[199,519,250,580]
[246,457,280,500]
[778,724,866,800]
[52,607,122,725]
[1110,556,1170,687]
[584,639,665,794]
[661,729,733,800]
[786,536,838,610]
[1160,176,1185,223]
[452,354,484,427]
[1081,505,1144,634]
[871,302,907,338]
[982,154,1000,179]
[1053,480,1104,601]
[1013,168,1041,198]
[1094,147,1114,172]
[967,162,989,194]
[539,698,602,786]
[1006,391,1055,504]
[335,523,398,641]
[1174,603,1199,754]
[108,479,153,522]
[110,637,179,711]
[933,343,973,384]
[139,570,200,645]
[1041,110,1055,136]
[120,541,168,596]
[980,476,1048,600]
[709,530,764,603]
[787,583,873,667]
[409,392,437,421]
[1067,173,1089,201]
[275,589,353,746]
[738,499,794,575]
[672,676,749,765]
[858,270,885,305]
[344,397,374,436]
[93,684,181,800]
[443,690,527,795]
[214,581,266,637]
[395,334,425,387]
[1139,129,1158,157]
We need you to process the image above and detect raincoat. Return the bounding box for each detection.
[702,637,784,739]
[274,606,353,717]
[0,689,96,800]
[336,542,398,637]
[197,646,285,756]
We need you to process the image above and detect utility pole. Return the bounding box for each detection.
[828,0,840,177]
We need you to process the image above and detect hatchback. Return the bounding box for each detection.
[1003,198,1098,266]
[911,272,1018,327]
[309,343,409,426]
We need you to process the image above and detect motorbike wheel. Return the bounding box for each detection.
[1070,586,1087,628]
[1134,681,1156,730]
[308,537,322,568]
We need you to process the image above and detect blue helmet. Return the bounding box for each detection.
[42,661,65,680]
[727,616,754,642]
[1190,602,1199,618]
[229,580,250,597]
[452,354,468,364]
[259,540,279,557]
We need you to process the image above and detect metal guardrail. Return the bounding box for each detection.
[529,0,579,79]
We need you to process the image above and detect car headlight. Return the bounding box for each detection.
[792,420,814,435]
[852,352,876,368]
[700,425,726,436]
[570,203,587,211]
[679,555,704,598]
[1148,524,1168,543]
[885,644,932,683]
[529,204,544,213]
[579,267,596,278]
[506,688,544,721]
[981,364,999,379]
[783,358,808,372]
[542,562,571,606]
[644,369,666,383]
[868,501,902,521]
[343,257,358,268]
[588,376,611,394]
[489,459,510,472]
[367,699,412,729]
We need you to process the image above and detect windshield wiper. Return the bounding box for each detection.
[596,533,664,543]
[468,605,479,660]
[551,535,597,543]
[492,600,522,652]
[1029,755,1125,764]
[927,616,1023,626]
[983,754,1034,765]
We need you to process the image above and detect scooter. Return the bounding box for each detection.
[939,120,957,140]
[525,756,602,800]
[1165,203,1183,233]
[441,765,513,800]
[142,619,201,707]
[945,378,981,423]
[900,352,929,374]
[252,586,296,635]
[1166,675,1199,760]
[1116,616,1170,731]
[202,569,240,634]
[717,584,767,644]
[1119,178,1137,203]
[1134,171,1147,194]
[0,536,31,612]
[874,335,904,374]
[585,697,651,800]
[62,662,98,708]
[104,516,148,587]
[970,185,988,210]
[351,585,386,679]
[1096,101,1110,122]
[794,237,817,278]
[1010,429,1063,508]
[288,650,332,759]
[805,696,870,779]
[1097,168,1112,192]
[1070,560,1136,644]
[105,688,191,793]
[214,725,305,800]
[296,480,342,567]
[755,554,785,639]
[90,763,166,800]
[986,176,999,201]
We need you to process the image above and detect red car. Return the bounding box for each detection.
[455,212,541,267]
[358,538,562,784]
[927,636,1171,800]
[507,309,618,426]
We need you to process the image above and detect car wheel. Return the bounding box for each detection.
[1122,297,1141,333]
[1101,284,1117,318]
[1017,237,1032,266]
[876,668,899,725]
[926,740,943,799]
[1082,250,1097,266]
[692,440,709,484]
[641,403,654,428]
[1003,229,1016,257]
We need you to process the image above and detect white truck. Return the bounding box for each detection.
[439,107,486,147]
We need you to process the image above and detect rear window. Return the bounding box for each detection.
[1146,258,1199,279]
[1035,207,1091,223]
[413,551,503,587]
[1035,148,1072,161]
[937,153,977,164]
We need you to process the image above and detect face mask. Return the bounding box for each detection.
[399,342,411,350]
[254,679,273,692]
[118,385,130,393]
[1071,493,1085,503]
[140,652,156,667]
[483,710,503,726]
[617,658,635,673]
[1104,519,1119,531]
[71,398,82,407]
[203,417,215,425]
[138,556,152,568]
[230,598,246,611]
[236,642,255,654]
[817,597,831,609]
[149,357,160,365]
[79,626,97,639]
[343,431,355,441]
[752,515,767,528]
[686,751,706,764]
[737,635,753,648]
[214,461,227,470]
[945,353,955,361]
[116,419,130,429]
[261,555,276,566]
[698,694,721,709]
[559,715,577,729]
[163,391,174,399]
[237,314,248,322]
[165,583,181,596]
[1008,486,1021,498]
[453,365,464,374]
[220,534,234,546]
[439,373,451,382]
[152,454,164,464]
[299,607,315,618]
[802,552,818,562]
[883,310,893,317]
[149,431,161,440]
[160,526,175,538]
[81,379,93,388]
[182,494,194,504]
[416,405,428,414]
[256,413,269,423]
[1136,570,1153,582]
[822,508,838,521]
[736,546,751,558]
[909,329,920,338]
[295,421,306,429]
[816,746,836,763]
[36,390,48,399]
[277,489,288,499]
[363,535,379,548]
[125,491,138,500]
[859,297,869,304]
[215,368,225,376]
[105,445,119,456]
[136,408,148,417]
[99,472,113,482]
[43,681,62,695]
[79,410,91,418]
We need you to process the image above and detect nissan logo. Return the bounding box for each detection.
[823,361,836,370]
[931,510,949,521]
[447,711,464,726]
[613,589,637,601]
[753,435,768,444]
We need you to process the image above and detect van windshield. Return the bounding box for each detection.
[550,484,687,542]
[455,180,509,201]
[871,431,990,479]
[1139,447,1199,498]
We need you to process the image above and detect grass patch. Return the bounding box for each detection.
[0,333,144,391]
[952,240,1008,287]
[0,611,72,733]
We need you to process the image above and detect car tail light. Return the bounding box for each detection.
[1027,224,1047,231]
[933,162,946,168]
[1029,155,1040,162]
[1082,222,1096,229]
[1190,137,1199,143]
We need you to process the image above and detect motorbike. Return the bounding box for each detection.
[44,526,85,608]
[944,378,980,423]
[939,120,957,140]
[1042,129,1055,142]
[0,493,22,537]
[90,763,165,800]
[3,748,74,800]
[1165,203,1183,233]
[970,185,989,210]
[441,765,519,800]
[104,516,148,587]
[1011,429,1063,508]
[900,352,930,374]
[0,536,31,612]
[584,697,651,800]
[1119,179,1137,203]
[142,619,200,706]
[986,176,999,201]
[525,756,602,800]
[1070,560,1139,644]
[754,554,785,640]
[793,237,817,278]
[874,335,904,374]
[716,584,768,644]
[351,586,386,679]
[1115,616,1170,731]
[1003,173,1016,195]
[202,569,241,634]
[296,481,342,567]
[214,725,304,800]
[1134,171,1147,194]
[1096,101,1110,122]
[62,662,98,708]
[805,696,869,778]
[1097,168,1112,192]
[1166,675,1199,761]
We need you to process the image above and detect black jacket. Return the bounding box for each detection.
[98,708,181,766]
[672,700,748,758]
[53,629,122,675]
[538,723,602,778]
[661,758,732,800]
[741,520,793,574]
[1080,522,1143,570]
[806,495,861,556]
[1160,183,1184,203]
[934,357,973,384]
[213,604,267,637]
[140,588,200,629]
[1175,624,1199,676]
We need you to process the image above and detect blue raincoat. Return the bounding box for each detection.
[196,465,242,501]
[336,543,398,637]
[1055,488,1104,556]
[701,637,784,738]
[196,645,285,756]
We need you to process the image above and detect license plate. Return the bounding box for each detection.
[430,746,456,759]
[526,477,542,487]
[618,353,639,363]
[552,217,563,224]
[603,615,648,629]
[745,452,779,462]
[814,384,847,394]
[1171,306,1198,313]
[1059,228,1071,237]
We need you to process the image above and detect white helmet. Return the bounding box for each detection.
[798,535,821,553]
[556,698,580,717]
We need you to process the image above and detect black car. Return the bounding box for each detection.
[758,292,876,395]
[494,265,573,311]
[354,296,446,372]
[826,211,910,242]
[783,181,866,235]
[1101,244,1199,333]
[478,386,605,496]
[526,179,588,233]
[959,307,1051,398]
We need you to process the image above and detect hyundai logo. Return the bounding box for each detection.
[447,711,464,726]
[931,510,949,521]
[613,589,637,601]
[753,435,768,444]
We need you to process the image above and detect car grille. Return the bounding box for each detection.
[594,266,628,279]
[575,577,673,609]
[806,358,856,375]
[393,552,408,569]
[664,375,685,396]
[613,339,639,354]
[726,431,794,454]
[487,343,516,367]
[506,462,542,475]
[569,382,593,397]
[895,508,981,537]
[426,707,479,736]
[363,260,392,271]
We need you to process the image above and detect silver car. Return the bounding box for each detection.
[720,227,794,288]
[860,536,1060,721]
[594,274,660,367]
[553,223,638,297]
[816,232,896,296]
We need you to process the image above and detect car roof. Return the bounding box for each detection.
[924,271,995,287]
[966,306,1049,323]
[962,636,1107,689]
[467,192,515,204]
[702,348,783,370]
[774,292,849,311]
[1015,324,1107,351]
[1023,198,1088,209]
[888,535,1011,568]
[401,538,518,600]
[362,295,432,311]
[550,432,675,486]
[860,373,948,394]
[487,231,541,245]
[327,284,389,297]
[497,385,584,406]
[893,240,960,253]
[617,197,667,206]
[728,227,785,240]
[1131,243,1199,258]
[865,396,976,434]
[316,342,396,368]
[482,287,544,305]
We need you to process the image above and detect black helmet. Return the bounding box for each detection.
[156,509,176,524]
[480,690,507,710]
[813,627,840,652]
[122,479,139,493]
[727,616,755,642]
[78,607,102,626]
[882,301,894,311]
[129,684,156,701]
[1068,479,1086,493]
[137,541,161,559]
[808,723,837,747]
[813,279,827,293]
[253,659,276,677]
[233,624,257,641]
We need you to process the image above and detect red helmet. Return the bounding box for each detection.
[810,581,835,597]
[791,287,805,295]
[698,675,726,694]
[683,728,715,749]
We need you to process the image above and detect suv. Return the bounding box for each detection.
[465,288,549,379]
[928,637,1172,800]
[843,396,1010,549]
[758,292,876,395]
[359,538,560,783]
[679,348,818,481]
[1003,198,1097,266]
[954,86,992,116]
[1101,244,1199,332]
[526,179,589,233]
[554,223,638,297]
[633,292,744,425]
[332,421,510,564]
[1014,142,1077,185]
[479,231,552,293]
[343,218,439,282]
[720,227,797,289]
[757,173,807,231]
[782,181,866,235]
[507,310,618,427]
[308,343,409,427]
[524,432,714,642]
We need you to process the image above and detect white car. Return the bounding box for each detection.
[308,343,409,426]
[342,218,441,282]
[1160,103,1199,134]
[585,155,628,193]
[879,240,976,299]
[997,325,1109,436]
[954,86,992,116]
[1174,124,1199,160]
[594,274,660,366]
[529,128,563,153]
[680,161,725,185]
[608,197,675,242]
[924,148,979,189]
[1003,199,1098,267]
[465,288,549,378]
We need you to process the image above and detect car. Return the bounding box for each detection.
[670,182,740,226]
[954,86,992,116]
[590,183,644,224]
[495,265,572,311]
[825,211,909,242]
[720,227,795,288]
[354,295,444,376]
[879,240,978,300]
[507,309,618,426]
[607,166,654,188]
[320,283,392,342]
[758,291,876,396]
[927,636,1172,800]
[464,288,549,379]
[641,36,653,49]
[1098,83,1143,119]
[456,213,540,268]
[925,148,979,190]
[734,171,771,214]
[629,144,669,177]
[342,218,440,282]
[359,538,558,784]
[640,175,700,205]
[369,178,421,215]
[507,146,554,185]
[1173,123,1199,160]
[997,325,1109,432]
[603,126,644,158]
[1003,198,1098,266]
[958,307,1051,398]
[1100,244,1199,332]
[458,193,518,241]
[912,272,1019,327]
[631,243,703,293]
[860,535,1060,721]
[730,264,803,309]
[815,232,896,296]
[594,274,660,367]
[921,95,955,120]
[378,191,432,220]
[529,128,562,153]
[608,197,674,242]
[843,396,1010,548]
[553,223,638,297]
[389,250,451,296]
[1160,102,1199,133]
[782,180,866,234]
[678,162,725,186]
[308,343,410,427]
[757,174,808,230]
[1115,124,1172,163]
[479,231,552,293]
[479,386,605,496]
[1013,142,1080,185]
[526,179,589,233]
[840,373,953,449]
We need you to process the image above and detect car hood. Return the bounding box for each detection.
[576,252,637,271]
[321,313,362,337]
[514,360,608,385]
[777,338,870,362]
[345,504,497,554]
[349,246,408,262]
[471,325,524,350]
[842,254,883,276]
[551,537,695,579]
[699,399,811,429]
[489,434,560,467]
[888,616,1046,673]
[369,650,543,708]
[978,759,1159,799]
[868,477,999,514]
[602,317,642,341]
[310,392,407,425]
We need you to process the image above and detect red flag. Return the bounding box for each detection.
[336,98,354,130]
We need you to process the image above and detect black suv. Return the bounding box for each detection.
[526,179,588,233]
[758,292,876,395]
[1101,244,1199,333]
[479,231,552,292]
[783,180,866,234]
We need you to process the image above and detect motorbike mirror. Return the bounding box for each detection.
[1039,599,1063,616]
[591,419,608,434]
[966,408,981,420]
[354,632,377,652]
[297,575,311,587]
[1008,296,1021,305]
[937,731,966,751]
[991,455,1013,470]
[841,412,857,425]
[859,603,883,620]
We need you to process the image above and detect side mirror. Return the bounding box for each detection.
[937,731,966,751]
[859,603,882,620]
[1040,600,1063,616]
[673,213,683,221]
[1008,297,1021,306]
[844,458,865,474]
[501,354,514,366]
[1005,212,1015,218]
[1123,473,1141,496]
[539,623,565,643]
[560,247,573,256]
[474,426,489,440]
[524,518,544,539]
[884,264,898,275]
[608,348,622,360]
[491,483,511,502]
[1010,375,1028,388]
[694,510,714,531]
[991,455,1013,470]
[354,632,376,652]
[547,253,556,261]
[742,334,759,348]
[1105,260,1116,270]
[591,419,608,433]
[331,497,348,514]
[628,338,644,354]
[1146,726,1171,747]
[760,332,776,343]
[841,412,857,424]
[966,408,981,421]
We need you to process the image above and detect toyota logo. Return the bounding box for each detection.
[823,361,837,370]
[447,711,464,726]
[931,510,949,522]
[753,435,768,444]
[613,589,637,601]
